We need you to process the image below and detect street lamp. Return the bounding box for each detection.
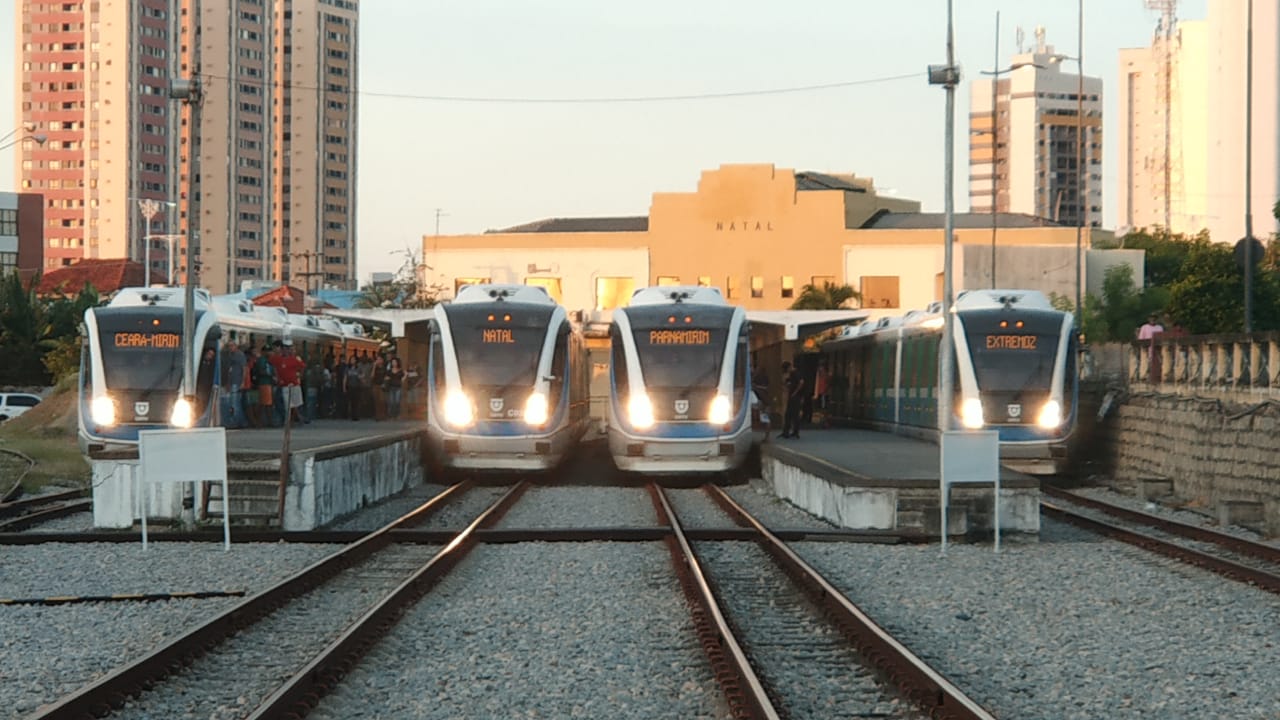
[0,132,47,152]
[144,233,185,286]
[133,198,178,287]
[928,0,960,435]
[170,75,202,405]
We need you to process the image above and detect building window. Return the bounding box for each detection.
[860,276,900,309]
[525,276,563,303]
[781,275,794,299]
[750,276,764,299]
[595,276,635,311]
[0,209,16,235]
[0,252,16,275]
[454,277,489,295]
[726,276,740,299]
[656,275,680,286]
[697,276,711,287]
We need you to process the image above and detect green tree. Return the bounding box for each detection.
[789,281,860,310]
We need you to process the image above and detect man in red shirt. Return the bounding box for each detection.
[270,340,308,425]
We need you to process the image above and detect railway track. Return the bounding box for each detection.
[1042,485,1280,595]
[23,481,503,720]
[27,481,987,720]
[0,489,91,532]
[654,484,995,720]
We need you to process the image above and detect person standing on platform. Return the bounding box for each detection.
[344,354,363,421]
[779,361,806,439]
[1137,313,1165,382]
[273,341,307,425]
[220,341,246,428]
[252,345,276,428]
[371,354,387,421]
[385,357,405,420]
[242,347,260,428]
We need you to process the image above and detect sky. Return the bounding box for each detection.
[0,0,1208,282]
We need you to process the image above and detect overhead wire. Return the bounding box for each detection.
[194,71,923,104]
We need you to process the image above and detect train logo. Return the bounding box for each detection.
[489,398,504,414]
[1007,403,1022,419]
[674,399,689,415]
[134,402,150,418]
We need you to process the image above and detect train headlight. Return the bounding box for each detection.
[960,398,985,429]
[628,393,655,429]
[91,396,117,426]
[524,391,549,427]
[1037,400,1062,429]
[443,391,474,428]
[708,394,732,425]
[170,397,195,429]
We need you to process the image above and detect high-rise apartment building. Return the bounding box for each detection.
[14,0,359,293]
[16,0,182,271]
[1118,2,1280,243]
[193,0,359,294]
[1117,20,1209,235]
[969,29,1103,228]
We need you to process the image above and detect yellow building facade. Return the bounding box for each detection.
[423,164,1108,320]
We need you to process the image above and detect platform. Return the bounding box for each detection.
[761,429,1040,535]
[89,420,427,531]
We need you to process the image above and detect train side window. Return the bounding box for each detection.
[430,334,446,399]
[734,331,748,409]
[550,325,568,408]
[609,325,628,400]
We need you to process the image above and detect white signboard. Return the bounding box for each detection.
[138,427,230,550]
[940,430,1000,554]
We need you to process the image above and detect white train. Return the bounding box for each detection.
[425,284,591,472]
[819,288,1078,473]
[606,286,756,475]
[78,286,376,453]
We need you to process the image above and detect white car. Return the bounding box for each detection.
[0,392,42,423]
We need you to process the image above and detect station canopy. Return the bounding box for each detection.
[322,308,436,338]
[745,309,870,341]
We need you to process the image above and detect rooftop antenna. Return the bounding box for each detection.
[1016,26,1026,53]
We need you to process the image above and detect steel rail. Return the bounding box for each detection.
[1041,500,1280,595]
[703,485,999,720]
[0,489,85,519]
[648,483,781,720]
[245,481,530,720]
[25,481,473,720]
[0,526,923,546]
[0,499,92,531]
[1041,485,1280,565]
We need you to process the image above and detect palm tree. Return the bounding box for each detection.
[789,281,860,310]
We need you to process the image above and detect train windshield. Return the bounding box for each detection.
[95,313,186,391]
[965,328,1060,392]
[444,304,553,388]
[631,327,727,389]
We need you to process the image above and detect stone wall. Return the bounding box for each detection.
[282,433,426,530]
[1101,390,1280,534]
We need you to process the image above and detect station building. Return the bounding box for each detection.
[422,163,1118,325]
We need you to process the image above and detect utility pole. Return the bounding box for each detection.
[138,199,161,287]
[171,75,202,401]
[928,0,960,433]
[434,208,449,236]
[1146,0,1178,231]
[1074,0,1085,328]
[990,11,1000,289]
[1244,0,1254,332]
[290,250,325,308]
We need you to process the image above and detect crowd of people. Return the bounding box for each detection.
[217,340,424,428]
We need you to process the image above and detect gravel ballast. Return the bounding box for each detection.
[310,542,732,720]
[795,519,1280,720]
[0,542,339,717]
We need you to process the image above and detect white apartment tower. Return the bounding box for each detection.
[1118,2,1280,243]
[1118,19,1209,236]
[969,28,1103,228]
